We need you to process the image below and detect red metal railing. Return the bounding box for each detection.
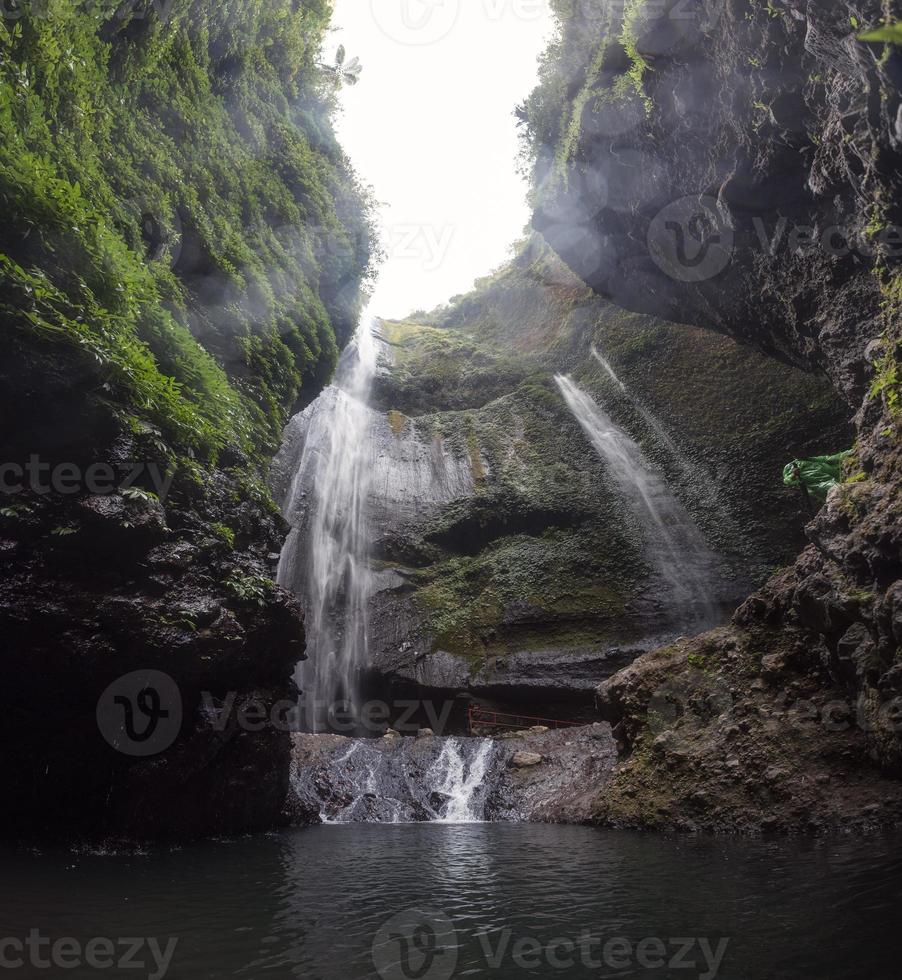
[467,704,584,735]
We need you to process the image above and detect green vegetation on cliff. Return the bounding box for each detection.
[0,0,375,465]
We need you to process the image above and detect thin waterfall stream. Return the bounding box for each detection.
[591,346,733,528]
[555,374,723,632]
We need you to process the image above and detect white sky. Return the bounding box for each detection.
[330,0,556,320]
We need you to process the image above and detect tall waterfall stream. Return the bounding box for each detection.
[276,319,496,822]
[277,320,377,733]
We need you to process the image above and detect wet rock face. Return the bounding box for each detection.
[363,277,849,709]
[288,725,619,825]
[0,444,304,842]
[372,644,641,702]
[532,0,902,401]
[525,0,902,823]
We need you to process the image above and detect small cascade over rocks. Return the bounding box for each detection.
[428,738,495,823]
[288,725,620,826]
[289,734,499,824]
[555,374,723,632]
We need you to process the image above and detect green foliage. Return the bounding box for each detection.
[224,570,274,606]
[0,0,376,466]
[871,346,900,416]
[870,274,902,418]
[210,522,236,548]
[517,0,656,195]
[121,486,160,504]
[859,23,902,44]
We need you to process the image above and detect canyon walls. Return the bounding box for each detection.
[520,0,902,829]
[0,1,374,839]
[358,241,850,721]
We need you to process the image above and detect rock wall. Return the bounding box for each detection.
[0,1,373,841]
[520,0,902,827]
[363,242,850,711]
[0,439,306,840]
[529,0,901,400]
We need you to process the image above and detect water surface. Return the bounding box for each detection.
[2,825,899,979]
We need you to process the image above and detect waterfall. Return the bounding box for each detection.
[590,347,732,518]
[591,346,628,394]
[428,738,495,823]
[555,374,721,630]
[592,346,684,460]
[277,318,378,732]
[291,736,497,824]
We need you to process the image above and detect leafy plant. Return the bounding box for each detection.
[122,487,159,505]
[224,571,274,607]
[320,45,363,87]
[859,23,902,44]
[210,523,236,549]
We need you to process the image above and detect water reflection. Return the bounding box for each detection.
[1,825,899,978]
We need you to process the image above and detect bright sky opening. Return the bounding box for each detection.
[330,0,556,320]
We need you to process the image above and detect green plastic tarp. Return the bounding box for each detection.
[783,452,852,505]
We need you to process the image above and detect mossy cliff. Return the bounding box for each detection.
[0,1,374,840]
[366,239,849,707]
[520,0,902,830]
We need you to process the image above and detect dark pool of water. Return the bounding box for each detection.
[1,824,900,979]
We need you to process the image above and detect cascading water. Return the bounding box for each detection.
[291,736,498,824]
[277,318,377,732]
[591,347,732,525]
[592,346,683,460]
[555,374,722,630]
[428,739,495,823]
[275,318,496,824]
